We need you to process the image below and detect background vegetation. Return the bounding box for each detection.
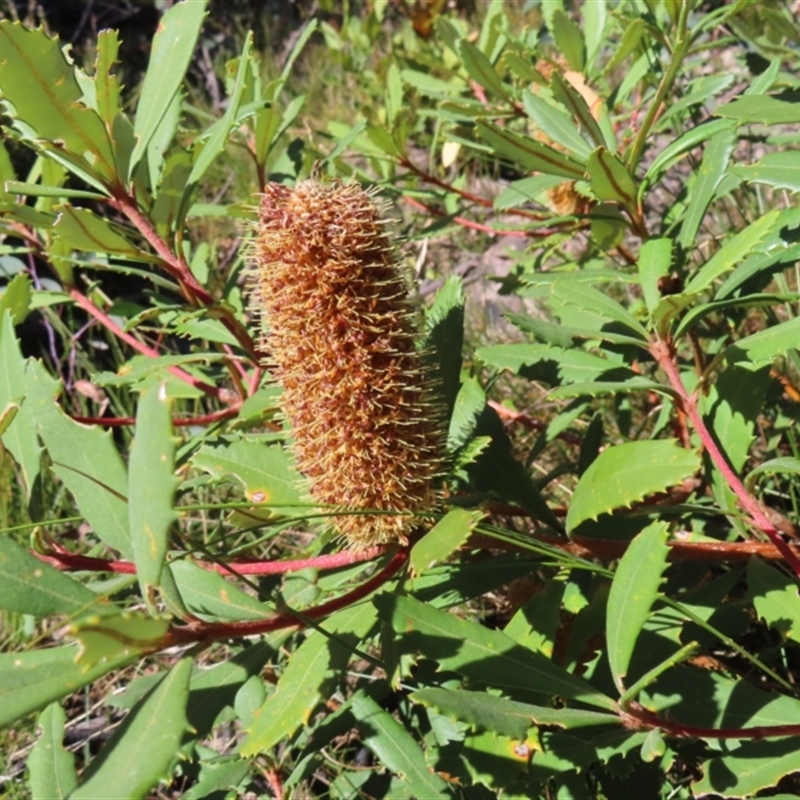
[3,0,800,797]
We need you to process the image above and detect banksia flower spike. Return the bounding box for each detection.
[249,180,445,549]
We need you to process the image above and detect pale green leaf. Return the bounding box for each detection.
[748,557,800,645]
[683,209,781,295]
[411,687,620,740]
[25,360,132,556]
[606,521,670,692]
[522,90,592,160]
[746,456,800,492]
[476,119,585,179]
[94,30,122,126]
[0,646,135,728]
[566,440,700,533]
[351,692,450,799]
[0,536,108,618]
[734,151,800,193]
[191,439,304,507]
[638,238,673,315]
[28,703,77,800]
[410,508,482,577]
[52,205,144,258]
[588,147,636,211]
[71,611,170,669]
[550,72,607,149]
[169,559,271,621]
[725,315,800,366]
[552,9,586,72]
[0,272,32,324]
[715,94,800,125]
[129,0,209,176]
[240,602,377,755]
[606,17,645,72]
[457,39,508,99]
[129,381,177,598]
[69,656,193,800]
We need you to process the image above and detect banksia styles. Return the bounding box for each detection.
[249,180,444,549]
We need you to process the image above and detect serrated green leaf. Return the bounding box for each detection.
[551,8,585,71]
[606,18,645,72]
[725,315,800,366]
[566,440,700,533]
[52,205,143,258]
[522,90,592,161]
[550,72,606,150]
[508,313,646,347]
[462,726,532,789]
[28,702,77,800]
[3,181,106,200]
[386,62,403,127]
[0,21,115,183]
[644,119,736,186]
[0,645,135,728]
[476,119,585,179]
[129,0,209,176]
[748,557,800,645]
[401,68,466,98]
[424,274,465,419]
[411,688,620,740]
[129,381,177,598]
[182,758,251,800]
[606,521,670,692]
[191,439,304,507]
[675,293,798,339]
[93,352,225,388]
[69,656,193,800]
[240,602,377,756]
[0,536,108,618]
[677,126,736,250]
[351,692,450,799]
[587,146,637,212]
[410,508,482,577]
[447,375,485,452]
[683,209,781,295]
[94,29,122,127]
[457,39,508,99]
[733,151,800,193]
[582,0,606,65]
[693,736,800,798]
[548,377,666,399]
[71,611,170,669]
[169,559,271,621]
[0,271,32,324]
[715,94,800,125]
[25,360,132,556]
[551,280,649,340]
[638,238,673,315]
[375,594,615,711]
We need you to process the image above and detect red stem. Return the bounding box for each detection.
[650,338,800,579]
[69,288,224,400]
[71,405,241,428]
[35,544,389,576]
[165,547,408,646]
[622,701,800,740]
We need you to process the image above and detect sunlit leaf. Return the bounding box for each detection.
[71,611,170,669]
[410,508,482,577]
[748,557,800,645]
[28,702,77,800]
[715,94,800,125]
[734,151,800,193]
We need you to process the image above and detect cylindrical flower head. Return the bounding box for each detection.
[250,180,444,549]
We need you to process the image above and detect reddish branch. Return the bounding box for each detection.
[651,338,800,579]
[35,544,388,576]
[621,701,800,740]
[71,405,241,428]
[164,547,408,647]
[68,287,225,400]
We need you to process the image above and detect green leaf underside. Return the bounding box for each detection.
[129,381,177,597]
[28,702,77,800]
[411,688,620,740]
[351,692,450,799]
[566,440,700,533]
[606,521,670,691]
[376,594,615,711]
[69,656,193,800]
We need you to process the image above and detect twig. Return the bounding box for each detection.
[650,337,800,579]
[71,405,241,427]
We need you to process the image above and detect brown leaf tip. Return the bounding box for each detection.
[250,180,445,548]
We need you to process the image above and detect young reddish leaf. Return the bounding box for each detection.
[68,656,193,800]
[129,380,177,600]
[606,521,670,693]
[28,702,77,800]
[566,440,699,533]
